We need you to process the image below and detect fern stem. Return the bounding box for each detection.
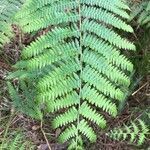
[76,0,83,148]
[40,121,52,150]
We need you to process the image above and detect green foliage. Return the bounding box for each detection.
[134,29,150,75]
[0,131,35,150]
[7,81,43,119]
[0,0,24,48]
[8,0,136,149]
[107,119,150,146]
[130,1,150,28]
[129,0,150,76]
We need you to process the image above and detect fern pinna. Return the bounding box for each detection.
[9,0,136,149]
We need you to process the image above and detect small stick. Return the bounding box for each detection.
[40,121,52,150]
[132,82,149,96]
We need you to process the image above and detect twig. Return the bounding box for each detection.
[132,82,149,96]
[40,121,52,150]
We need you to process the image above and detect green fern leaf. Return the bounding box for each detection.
[9,0,136,149]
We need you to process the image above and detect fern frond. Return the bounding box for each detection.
[9,0,135,149]
[107,119,150,146]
